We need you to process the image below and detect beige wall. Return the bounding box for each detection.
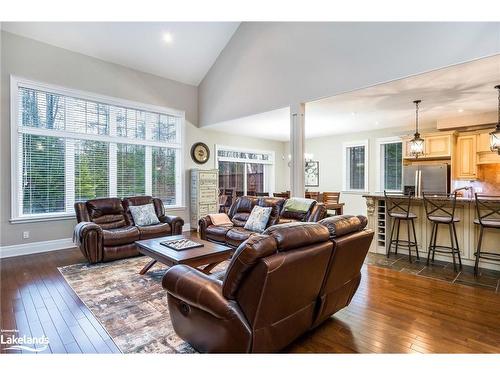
[303,124,437,216]
[0,31,287,247]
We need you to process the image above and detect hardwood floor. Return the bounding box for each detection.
[1,247,500,354]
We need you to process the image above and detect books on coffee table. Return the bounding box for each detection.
[160,238,204,251]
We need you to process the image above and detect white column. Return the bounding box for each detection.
[290,103,305,198]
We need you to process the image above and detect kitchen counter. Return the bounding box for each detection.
[363,195,500,271]
[363,194,475,202]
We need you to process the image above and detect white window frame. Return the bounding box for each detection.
[10,75,185,223]
[376,136,403,193]
[215,144,275,195]
[342,140,369,193]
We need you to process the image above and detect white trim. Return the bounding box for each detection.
[0,238,76,259]
[342,140,369,192]
[375,136,403,193]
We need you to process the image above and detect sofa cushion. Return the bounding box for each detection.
[263,222,330,251]
[129,203,160,226]
[257,197,286,227]
[319,215,368,238]
[244,206,272,233]
[86,198,127,229]
[228,196,258,226]
[222,235,277,299]
[103,226,140,246]
[205,225,233,243]
[137,222,171,240]
[226,227,256,247]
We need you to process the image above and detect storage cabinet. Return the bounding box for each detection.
[403,132,454,159]
[190,169,218,230]
[455,135,477,180]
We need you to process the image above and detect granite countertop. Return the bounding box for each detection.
[362,193,475,202]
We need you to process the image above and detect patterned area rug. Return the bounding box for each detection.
[59,256,227,353]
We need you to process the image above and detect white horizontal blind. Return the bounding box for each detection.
[13,81,183,220]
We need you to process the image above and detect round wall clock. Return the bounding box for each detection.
[190,142,210,164]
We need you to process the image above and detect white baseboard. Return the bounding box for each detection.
[0,224,194,259]
[0,238,76,259]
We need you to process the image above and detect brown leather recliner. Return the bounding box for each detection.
[162,215,373,353]
[74,196,184,263]
[199,196,327,248]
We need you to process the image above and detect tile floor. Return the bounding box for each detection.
[365,253,500,293]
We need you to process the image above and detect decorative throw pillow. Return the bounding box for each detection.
[208,213,233,226]
[244,206,272,233]
[129,203,160,226]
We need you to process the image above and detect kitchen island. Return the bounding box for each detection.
[363,194,500,271]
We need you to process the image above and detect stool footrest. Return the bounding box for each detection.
[474,252,500,262]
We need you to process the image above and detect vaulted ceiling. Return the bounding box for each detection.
[1,22,240,85]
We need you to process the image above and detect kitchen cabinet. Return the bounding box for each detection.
[476,130,500,164]
[403,132,454,159]
[455,135,477,180]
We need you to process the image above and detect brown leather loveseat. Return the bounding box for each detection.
[199,196,327,248]
[163,214,373,353]
[74,196,184,263]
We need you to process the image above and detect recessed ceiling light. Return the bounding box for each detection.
[162,32,173,44]
[458,108,464,113]
[351,112,356,116]
[375,121,379,125]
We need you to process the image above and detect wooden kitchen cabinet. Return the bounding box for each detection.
[403,132,454,159]
[455,134,477,180]
[424,133,453,158]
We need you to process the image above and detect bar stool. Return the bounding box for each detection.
[473,194,500,276]
[423,192,462,272]
[385,191,420,263]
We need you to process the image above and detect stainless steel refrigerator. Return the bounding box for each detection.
[403,164,450,196]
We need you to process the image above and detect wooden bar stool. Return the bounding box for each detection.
[473,194,500,276]
[423,192,462,272]
[385,191,419,263]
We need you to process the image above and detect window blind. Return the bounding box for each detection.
[347,145,366,190]
[382,142,402,191]
[13,81,183,220]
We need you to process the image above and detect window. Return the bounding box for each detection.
[342,140,368,192]
[377,138,403,192]
[216,146,274,195]
[11,77,184,222]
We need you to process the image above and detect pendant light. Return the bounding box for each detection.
[408,99,424,158]
[490,85,500,155]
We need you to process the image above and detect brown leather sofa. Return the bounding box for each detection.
[74,196,184,263]
[199,196,327,248]
[163,214,373,353]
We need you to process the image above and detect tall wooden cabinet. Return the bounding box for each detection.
[190,169,218,230]
[455,135,477,180]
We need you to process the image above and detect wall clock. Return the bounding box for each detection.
[190,142,210,164]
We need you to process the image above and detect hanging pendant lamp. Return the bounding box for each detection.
[489,85,500,155]
[408,99,424,158]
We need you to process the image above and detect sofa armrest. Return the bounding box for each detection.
[198,215,213,240]
[73,222,103,264]
[160,215,184,235]
[162,265,238,319]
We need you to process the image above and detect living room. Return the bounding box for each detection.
[1,2,500,374]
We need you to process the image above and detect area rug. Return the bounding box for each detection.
[58,256,227,353]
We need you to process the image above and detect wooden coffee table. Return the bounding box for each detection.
[135,234,233,275]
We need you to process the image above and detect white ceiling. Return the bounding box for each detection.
[206,54,500,141]
[1,22,240,86]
